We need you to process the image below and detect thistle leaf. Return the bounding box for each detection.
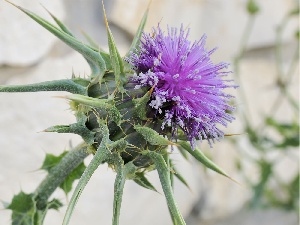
[102,2,126,92]
[60,162,86,195]
[133,89,151,120]
[178,141,236,182]
[177,144,189,160]
[62,140,111,225]
[7,1,107,81]
[47,198,63,210]
[40,152,68,172]
[111,158,136,225]
[43,5,112,71]
[66,94,121,126]
[6,192,36,225]
[81,30,100,49]
[147,151,186,225]
[133,172,158,192]
[44,123,95,145]
[0,79,87,95]
[5,191,63,225]
[41,5,74,36]
[112,154,126,225]
[172,167,191,190]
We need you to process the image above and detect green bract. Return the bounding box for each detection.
[1,2,234,225]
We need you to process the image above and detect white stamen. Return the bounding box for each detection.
[173,74,179,79]
[154,58,160,66]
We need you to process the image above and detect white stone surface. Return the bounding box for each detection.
[211,208,298,225]
[198,53,299,221]
[0,52,202,225]
[0,0,65,66]
[110,0,298,60]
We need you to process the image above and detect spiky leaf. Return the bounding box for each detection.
[172,166,190,190]
[179,141,235,181]
[133,172,158,192]
[7,2,107,81]
[41,152,67,172]
[133,89,151,120]
[147,151,186,225]
[66,94,121,126]
[7,192,36,225]
[47,198,63,210]
[62,122,111,225]
[102,3,126,91]
[0,79,87,95]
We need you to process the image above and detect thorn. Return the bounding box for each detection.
[147,0,153,11]
[5,0,25,12]
[149,85,155,94]
[37,129,46,133]
[102,0,109,28]
[52,95,68,99]
[224,133,245,137]
[72,68,76,78]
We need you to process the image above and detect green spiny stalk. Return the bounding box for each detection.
[34,143,89,210]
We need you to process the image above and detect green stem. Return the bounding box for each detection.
[0,79,87,95]
[111,157,136,225]
[148,151,186,225]
[34,142,89,210]
[112,154,126,225]
[62,141,111,225]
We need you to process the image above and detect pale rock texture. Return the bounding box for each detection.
[0,0,65,66]
[0,52,202,225]
[110,0,298,60]
[211,208,298,225]
[197,51,299,222]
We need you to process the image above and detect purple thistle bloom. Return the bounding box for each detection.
[128,25,236,148]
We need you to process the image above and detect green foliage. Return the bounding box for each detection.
[6,191,63,225]
[66,94,122,126]
[133,172,158,192]
[234,1,299,211]
[250,160,273,207]
[147,151,186,225]
[41,152,86,195]
[265,117,299,148]
[41,152,68,171]
[133,90,151,120]
[103,3,126,92]
[247,0,259,15]
[265,174,299,210]
[7,192,36,225]
[178,141,234,181]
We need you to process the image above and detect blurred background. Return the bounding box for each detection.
[0,0,299,224]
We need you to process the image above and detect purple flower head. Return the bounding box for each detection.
[128,25,236,148]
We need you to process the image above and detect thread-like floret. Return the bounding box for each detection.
[128,25,236,148]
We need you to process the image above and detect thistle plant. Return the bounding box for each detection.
[1,2,237,225]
